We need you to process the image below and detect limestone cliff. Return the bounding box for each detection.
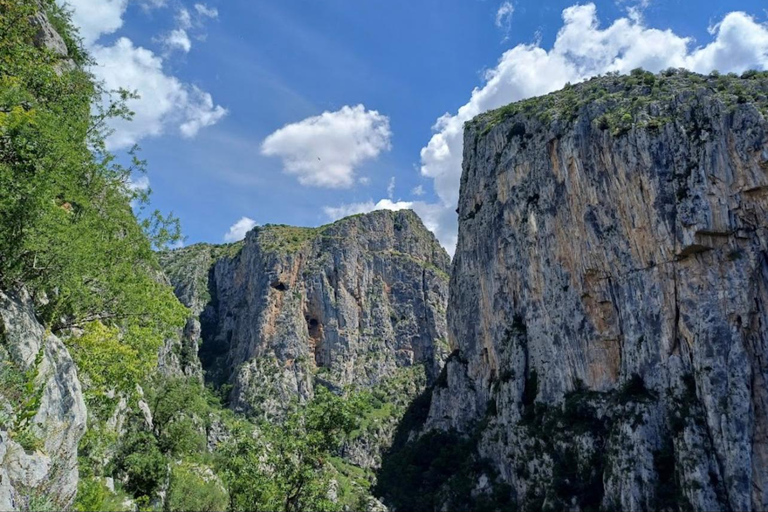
[161,209,450,430]
[0,290,87,511]
[390,70,768,511]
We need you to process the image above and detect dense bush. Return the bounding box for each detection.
[167,463,229,512]
[73,478,130,512]
[218,386,365,512]
[112,431,167,499]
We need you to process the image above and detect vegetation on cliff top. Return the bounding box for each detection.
[471,68,768,137]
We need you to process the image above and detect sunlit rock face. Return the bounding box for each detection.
[427,71,768,511]
[161,209,450,419]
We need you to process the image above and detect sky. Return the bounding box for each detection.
[60,0,768,253]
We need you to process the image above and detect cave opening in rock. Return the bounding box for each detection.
[306,317,326,367]
[270,280,288,291]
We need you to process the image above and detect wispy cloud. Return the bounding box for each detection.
[495,1,515,36]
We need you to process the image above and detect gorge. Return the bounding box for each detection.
[2,2,768,511]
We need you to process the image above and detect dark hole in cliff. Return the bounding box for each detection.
[507,122,526,140]
[270,280,288,292]
[618,373,656,404]
[306,317,326,367]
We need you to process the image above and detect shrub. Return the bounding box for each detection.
[167,463,228,512]
[73,478,129,512]
[113,431,166,499]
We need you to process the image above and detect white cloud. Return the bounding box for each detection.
[159,5,219,54]
[495,2,514,31]
[387,177,396,199]
[418,4,768,254]
[140,0,167,9]
[162,28,192,53]
[261,105,392,188]
[177,8,193,29]
[91,38,228,149]
[180,87,229,138]
[411,185,425,197]
[224,217,257,242]
[59,0,227,149]
[61,0,128,45]
[195,3,218,19]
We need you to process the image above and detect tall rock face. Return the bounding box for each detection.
[416,71,768,511]
[160,210,450,420]
[0,290,87,511]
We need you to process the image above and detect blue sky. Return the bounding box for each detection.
[63,0,768,251]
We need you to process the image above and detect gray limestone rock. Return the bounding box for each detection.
[0,290,87,511]
[160,210,450,418]
[421,71,768,511]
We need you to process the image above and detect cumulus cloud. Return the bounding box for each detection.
[91,39,228,149]
[224,217,258,242]
[417,4,768,253]
[60,0,228,149]
[62,0,128,46]
[261,105,392,188]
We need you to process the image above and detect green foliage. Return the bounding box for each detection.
[376,428,512,512]
[0,348,45,451]
[471,68,768,138]
[258,224,320,253]
[218,386,366,512]
[112,431,166,500]
[73,478,130,512]
[167,463,229,512]
[65,322,147,414]
[327,456,372,509]
[0,0,187,359]
[146,376,213,456]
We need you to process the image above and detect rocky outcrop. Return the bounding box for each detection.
[411,70,768,511]
[30,0,75,73]
[0,290,87,511]
[157,244,224,381]
[160,210,450,419]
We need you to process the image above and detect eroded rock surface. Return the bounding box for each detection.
[0,290,87,511]
[160,210,450,420]
[414,71,768,511]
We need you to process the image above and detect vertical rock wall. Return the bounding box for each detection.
[425,71,768,511]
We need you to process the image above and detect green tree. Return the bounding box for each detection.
[0,0,187,356]
[112,430,166,500]
[147,376,213,456]
[218,387,365,512]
